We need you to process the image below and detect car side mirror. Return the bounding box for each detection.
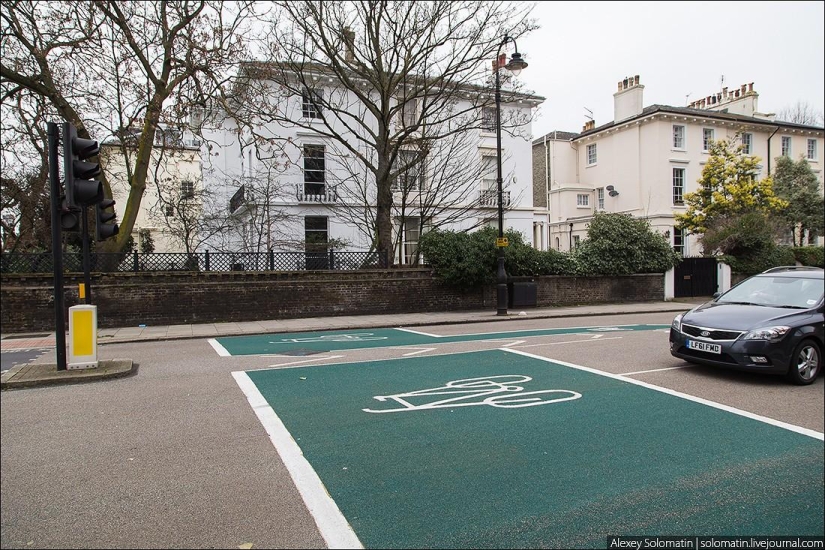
[712,292,721,299]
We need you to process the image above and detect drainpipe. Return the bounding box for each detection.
[544,134,549,192]
[545,134,550,252]
[767,126,780,176]
[568,222,574,251]
[570,139,579,180]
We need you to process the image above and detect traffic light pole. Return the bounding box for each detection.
[81,206,92,304]
[47,122,67,371]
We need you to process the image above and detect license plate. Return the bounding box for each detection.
[687,340,721,354]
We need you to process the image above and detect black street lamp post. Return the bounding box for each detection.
[494,35,528,316]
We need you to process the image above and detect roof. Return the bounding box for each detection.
[575,104,825,140]
[532,131,579,145]
[236,60,545,105]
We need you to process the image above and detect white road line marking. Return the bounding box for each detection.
[207,338,231,357]
[395,323,654,339]
[503,348,825,441]
[232,371,363,550]
[394,327,441,337]
[265,356,346,368]
[591,334,604,339]
[245,347,497,373]
[501,340,526,348]
[515,337,623,349]
[621,365,696,376]
[455,323,644,337]
[397,347,437,357]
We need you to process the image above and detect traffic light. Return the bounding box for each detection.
[59,196,81,231]
[95,198,119,241]
[63,123,103,209]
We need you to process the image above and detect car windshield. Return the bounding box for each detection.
[718,275,824,308]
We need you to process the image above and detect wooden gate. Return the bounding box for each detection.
[674,257,718,298]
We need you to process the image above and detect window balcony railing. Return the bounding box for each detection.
[391,176,426,193]
[296,184,339,203]
[478,189,511,207]
[229,185,247,213]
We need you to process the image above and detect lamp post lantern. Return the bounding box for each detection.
[494,35,528,316]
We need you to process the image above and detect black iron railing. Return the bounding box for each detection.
[229,185,247,213]
[478,189,511,207]
[0,249,390,274]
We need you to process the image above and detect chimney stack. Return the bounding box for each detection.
[613,74,644,122]
[692,82,759,116]
[343,28,355,62]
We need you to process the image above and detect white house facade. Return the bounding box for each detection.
[101,127,204,254]
[197,64,543,265]
[533,76,825,255]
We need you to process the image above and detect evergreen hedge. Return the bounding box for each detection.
[419,213,679,289]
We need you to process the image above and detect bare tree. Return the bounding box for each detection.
[219,164,301,253]
[0,92,51,251]
[330,125,521,265]
[146,174,226,256]
[392,127,524,265]
[777,101,824,126]
[222,0,538,259]
[1,0,259,253]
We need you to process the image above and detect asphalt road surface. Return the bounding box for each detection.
[1,312,822,549]
[1,348,50,374]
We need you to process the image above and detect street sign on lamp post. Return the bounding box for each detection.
[494,35,528,316]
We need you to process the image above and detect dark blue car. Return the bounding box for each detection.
[670,266,824,385]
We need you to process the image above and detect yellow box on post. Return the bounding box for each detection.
[68,304,98,370]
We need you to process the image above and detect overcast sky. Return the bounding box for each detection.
[515,1,825,138]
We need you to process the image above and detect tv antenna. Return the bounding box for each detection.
[583,107,594,121]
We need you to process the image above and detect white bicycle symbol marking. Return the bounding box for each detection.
[363,375,581,414]
[270,333,389,344]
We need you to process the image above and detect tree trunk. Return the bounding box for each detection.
[100,100,163,253]
[375,156,393,265]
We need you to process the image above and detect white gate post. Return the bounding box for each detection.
[717,261,731,294]
[664,268,675,300]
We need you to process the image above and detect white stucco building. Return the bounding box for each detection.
[197,62,544,265]
[532,76,824,255]
[101,127,204,253]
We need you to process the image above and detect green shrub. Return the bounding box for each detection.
[699,211,780,258]
[792,246,824,267]
[574,213,681,275]
[420,226,577,289]
[419,229,493,291]
[724,245,797,275]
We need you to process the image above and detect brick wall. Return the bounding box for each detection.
[0,270,664,333]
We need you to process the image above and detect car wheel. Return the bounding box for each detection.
[786,339,822,385]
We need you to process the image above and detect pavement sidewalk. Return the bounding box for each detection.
[0,300,698,389]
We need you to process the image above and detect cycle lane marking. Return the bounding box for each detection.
[213,323,669,356]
